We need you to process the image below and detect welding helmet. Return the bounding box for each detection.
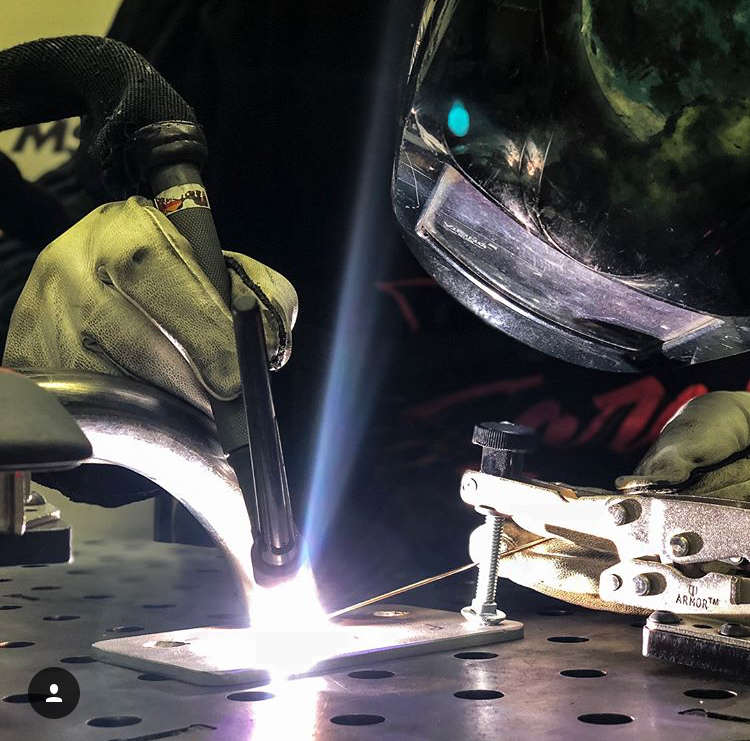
[392,0,750,371]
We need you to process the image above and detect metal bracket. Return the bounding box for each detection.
[92,604,523,686]
[644,612,750,680]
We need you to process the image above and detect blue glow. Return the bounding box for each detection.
[447,100,470,137]
[303,2,401,563]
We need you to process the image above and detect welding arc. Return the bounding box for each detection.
[328,537,553,619]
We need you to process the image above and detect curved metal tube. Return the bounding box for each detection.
[21,370,254,607]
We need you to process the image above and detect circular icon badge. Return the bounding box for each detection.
[28,667,80,719]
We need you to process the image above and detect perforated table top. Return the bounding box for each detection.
[1,538,748,741]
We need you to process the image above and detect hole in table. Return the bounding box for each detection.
[348,670,395,679]
[0,579,11,583]
[21,564,47,568]
[3,694,34,703]
[454,690,504,700]
[107,625,144,633]
[67,570,92,575]
[0,641,33,648]
[84,594,113,600]
[0,605,21,610]
[693,624,713,629]
[153,640,189,648]
[373,610,409,618]
[684,689,737,699]
[87,716,142,727]
[138,673,170,681]
[561,669,607,678]
[330,715,385,726]
[143,604,175,609]
[548,636,589,643]
[43,615,79,621]
[454,651,498,660]
[537,609,572,616]
[30,586,60,591]
[227,691,274,702]
[61,656,96,664]
[83,540,103,545]
[578,714,633,725]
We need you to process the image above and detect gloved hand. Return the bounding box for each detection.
[616,390,750,499]
[3,196,297,417]
[469,519,628,612]
[470,391,750,612]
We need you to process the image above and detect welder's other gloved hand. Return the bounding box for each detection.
[3,196,297,417]
[616,391,750,500]
[470,392,750,613]
[469,520,639,613]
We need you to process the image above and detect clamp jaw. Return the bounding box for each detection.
[460,421,750,677]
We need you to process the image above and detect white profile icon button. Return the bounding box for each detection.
[46,683,63,703]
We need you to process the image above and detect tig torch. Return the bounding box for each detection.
[0,35,301,587]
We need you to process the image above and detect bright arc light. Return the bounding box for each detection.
[249,565,329,634]
[244,565,353,678]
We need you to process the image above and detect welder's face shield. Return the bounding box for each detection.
[392,0,750,371]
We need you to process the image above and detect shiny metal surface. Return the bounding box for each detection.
[0,472,28,535]
[1,539,750,740]
[92,605,522,686]
[21,371,254,605]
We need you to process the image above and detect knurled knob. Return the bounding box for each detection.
[472,421,536,453]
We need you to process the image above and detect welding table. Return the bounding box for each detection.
[0,538,748,741]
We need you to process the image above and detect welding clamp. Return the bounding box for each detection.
[461,420,750,677]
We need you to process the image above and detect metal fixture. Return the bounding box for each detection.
[633,575,652,597]
[719,622,750,638]
[93,604,523,686]
[462,422,535,625]
[21,370,256,606]
[608,502,629,526]
[669,534,692,558]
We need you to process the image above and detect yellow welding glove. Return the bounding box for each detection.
[616,390,750,500]
[469,519,635,612]
[3,197,297,417]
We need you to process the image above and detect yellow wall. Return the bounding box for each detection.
[0,0,121,179]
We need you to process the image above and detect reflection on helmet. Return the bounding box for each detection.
[392,0,750,371]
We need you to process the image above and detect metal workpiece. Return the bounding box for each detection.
[600,560,750,617]
[460,470,750,566]
[93,605,523,686]
[20,370,255,605]
[2,539,750,741]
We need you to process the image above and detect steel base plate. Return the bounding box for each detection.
[91,605,523,685]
